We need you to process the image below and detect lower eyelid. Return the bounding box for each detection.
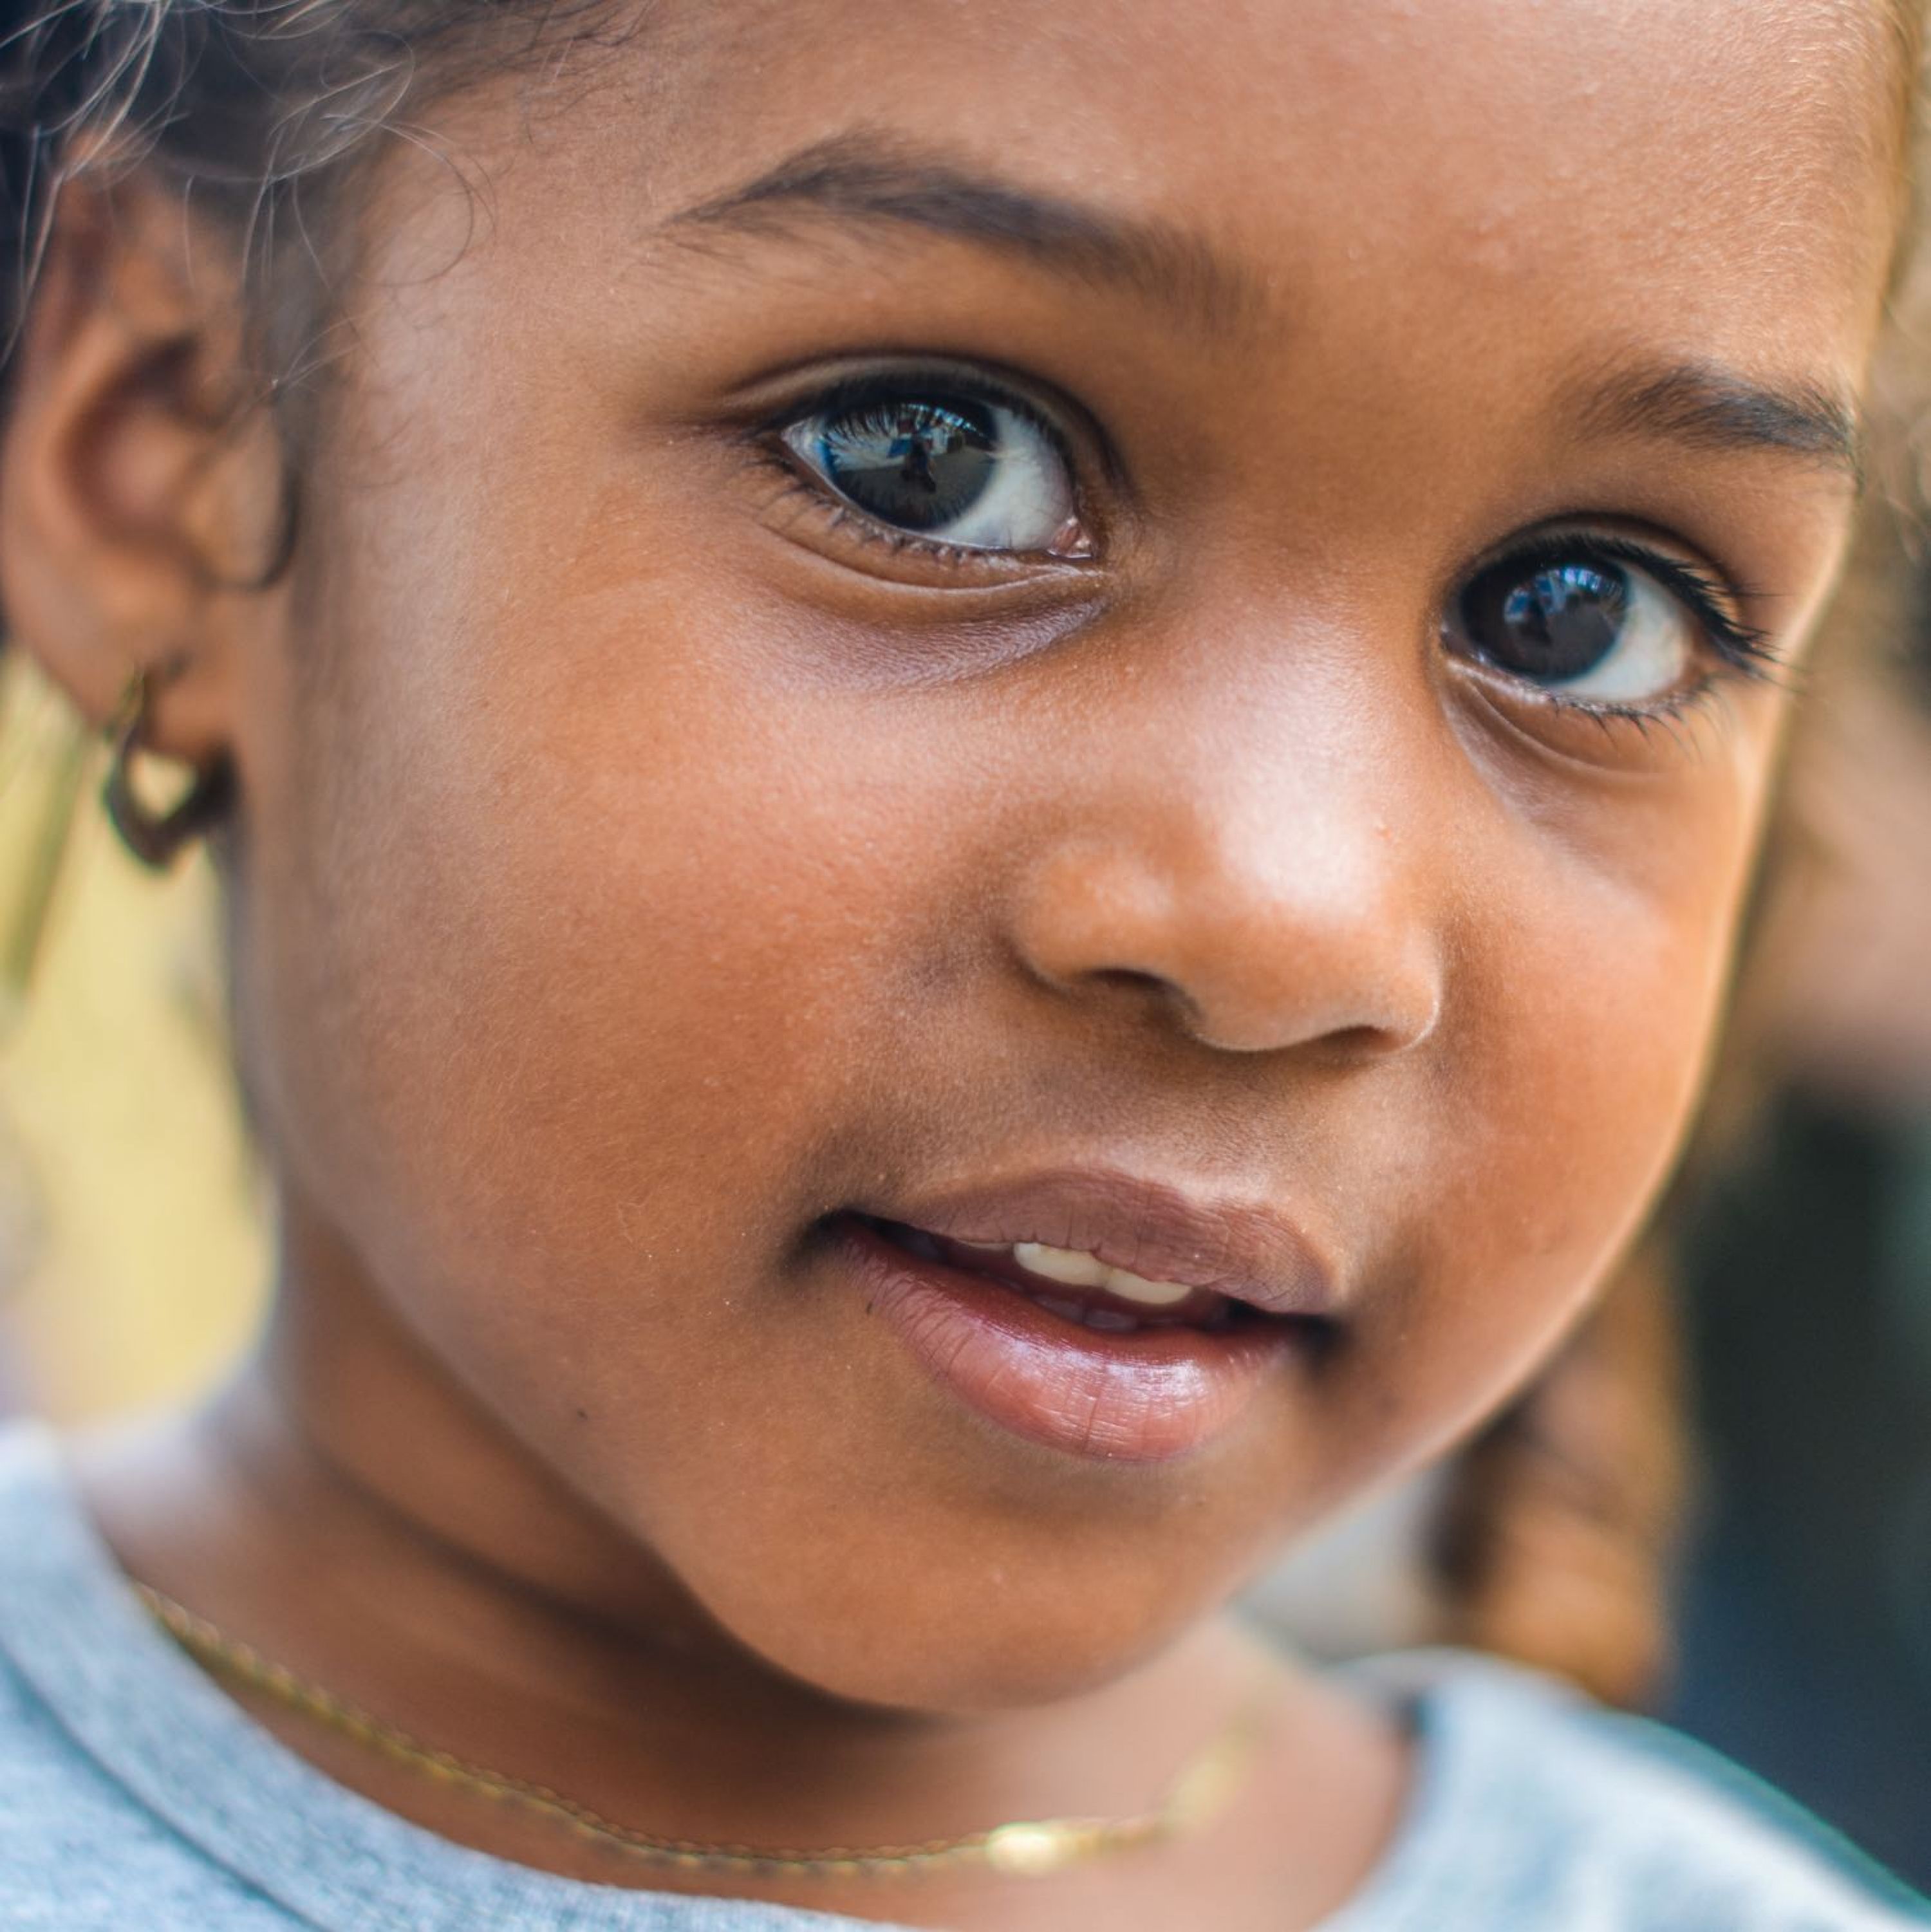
[747,448,1081,587]
[751,440,1094,576]
[763,455,980,562]
[751,450,1784,712]
[1468,658,1760,759]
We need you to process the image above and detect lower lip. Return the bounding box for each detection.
[832,1218,1305,1463]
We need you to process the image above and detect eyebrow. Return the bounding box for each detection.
[662,133,1264,337]
[1572,360,1865,487]
[664,137,1867,488]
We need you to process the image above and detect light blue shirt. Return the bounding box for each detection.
[0,1424,1922,1929]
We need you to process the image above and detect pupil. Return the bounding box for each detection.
[820,399,998,532]
[1466,558,1628,682]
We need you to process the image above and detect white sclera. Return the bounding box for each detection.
[784,401,1075,553]
[1547,564,1695,703]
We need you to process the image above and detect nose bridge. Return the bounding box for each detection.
[1005,632,1447,1057]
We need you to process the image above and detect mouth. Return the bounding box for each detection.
[823,1184,1336,1463]
[861,1216,1264,1333]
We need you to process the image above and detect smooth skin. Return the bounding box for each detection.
[0,1,1905,1926]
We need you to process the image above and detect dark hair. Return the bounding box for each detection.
[0,2,628,425]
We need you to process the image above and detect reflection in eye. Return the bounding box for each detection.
[1455,537,1758,707]
[781,391,1081,554]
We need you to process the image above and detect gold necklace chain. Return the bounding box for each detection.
[136,1583,1271,1881]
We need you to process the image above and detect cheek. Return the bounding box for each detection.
[236,530,972,1454]
[1352,756,1766,1462]
[252,594,898,1265]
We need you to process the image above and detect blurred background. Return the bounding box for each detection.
[2,524,1928,1886]
[1663,651,1931,1884]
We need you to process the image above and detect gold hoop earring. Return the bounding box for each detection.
[100,665,232,871]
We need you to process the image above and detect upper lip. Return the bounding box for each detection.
[860,1167,1342,1321]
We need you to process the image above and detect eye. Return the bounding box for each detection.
[779,386,1086,557]
[1451,535,1758,708]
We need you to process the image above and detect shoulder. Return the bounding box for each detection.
[0,1424,299,1928]
[0,1627,295,1929]
[1359,1650,1931,1931]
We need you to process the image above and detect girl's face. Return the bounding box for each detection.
[197,0,1893,1707]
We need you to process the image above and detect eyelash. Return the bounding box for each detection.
[756,466,1012,569]
[1498,531,1772,670]
[749,375,1787,728]
[752,369,1088,571]
[1475,530,1783,729]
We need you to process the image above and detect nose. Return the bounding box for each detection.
[1005,678,1446,1060]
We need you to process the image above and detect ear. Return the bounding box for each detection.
[0,165,288,765]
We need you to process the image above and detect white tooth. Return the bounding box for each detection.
[1012,1241,1110,1288]
[954,1239,1010,1252]
[1100,1266,1194,1308]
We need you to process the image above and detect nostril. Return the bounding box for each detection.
[1081,965,1209,1032]
[1324,1020,1413,1060]
[1088,965,1178,999]
[1164,978,1439,1060]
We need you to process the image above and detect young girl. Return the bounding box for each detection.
[0,1,1925,1926]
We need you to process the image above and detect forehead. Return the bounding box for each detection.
[602,0,1900,382]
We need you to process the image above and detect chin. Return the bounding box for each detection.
[666,1523,1241,1717]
